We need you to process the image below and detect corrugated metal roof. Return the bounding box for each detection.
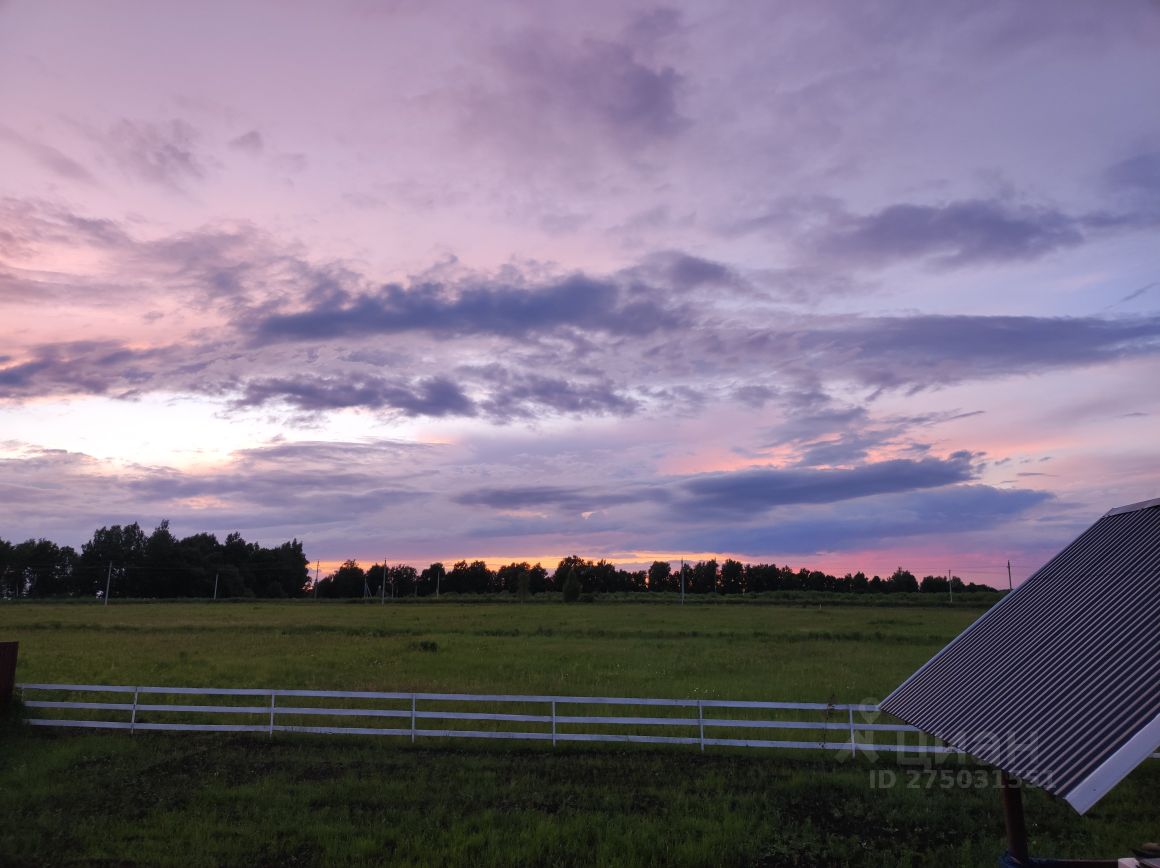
[880,499,1160,814]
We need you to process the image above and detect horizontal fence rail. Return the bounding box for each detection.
[15,682,960,756]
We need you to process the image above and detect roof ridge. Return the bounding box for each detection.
[1104,496,1160,516]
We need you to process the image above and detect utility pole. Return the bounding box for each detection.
[380,558,387,605]
[948,569,953,603]
[680,559,685,604]
[213,572,219,601]
[1007,559,1012,591]
[104,562,112,605]
[314,561,320,599]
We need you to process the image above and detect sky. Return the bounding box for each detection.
[2,0,1159,584]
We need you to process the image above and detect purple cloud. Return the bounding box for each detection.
[677,485,1053,556]
[813,199,1085,268]
[675,453,978,516]
[104,119,207,190]
[228,130,264,154]
[237,375,476,417]
[254,274,686,342]
[495,26,687,144]
[0,125,95,184]
[1106,151,1160,195]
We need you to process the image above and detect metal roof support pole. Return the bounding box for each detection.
[1001,771,1029,865]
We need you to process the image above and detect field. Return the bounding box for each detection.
[2,599,1157,866]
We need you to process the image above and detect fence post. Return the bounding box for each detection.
[0,642,17,709]
[411,694,416,743]
[847,707,856,757]
[698,700,704,752]
[130,687,139,734]
[268,692,276,737]
[551,700,557,747]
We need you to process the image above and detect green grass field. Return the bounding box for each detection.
[2,600,1157,866]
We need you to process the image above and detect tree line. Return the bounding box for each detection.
[0,520,999,599]
[303,557,1000,599]
[0,521,307,599]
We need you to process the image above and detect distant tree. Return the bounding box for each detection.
[719,559,744,594]
[4,539,79,597]
[920,575,949,594]
[366,563,389,597]
[620,569,647,593]
[390,564,418,596]
[647,561,672,591]
[561,566,581,602]
[527,563,550,593]
[888,567,919,594]
[590,560,617,593]
[554,555,592,593]
[253,539,310,597]
[319,560,366,598]
[0,538,14,598]
[143,520,181,596]
[691,559,718,594]
[496,562,531,595]
[446,560,492,594]
[176,532,226,597]
[420,562,446,597]
[81,523,147,598]
[743,563,776,593]
[497,562,549,597]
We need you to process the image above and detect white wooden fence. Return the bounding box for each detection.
[16,683,953,756]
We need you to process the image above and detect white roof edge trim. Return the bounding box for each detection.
[1065,712,1160,815]
[1104,496,1160,516]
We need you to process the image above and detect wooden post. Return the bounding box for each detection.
[1001,771,1029,865]
[0,642,17,708]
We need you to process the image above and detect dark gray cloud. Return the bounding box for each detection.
[455,484,659,512]
[812,199,1085,268]
[139,223,366,313]
[630,251,740,292]
[496,26,686,144]
[254,274,684,342]
[676,453,977,516]
[233,366,638,422]
[796,313,1160,391]
[6,202,1160,423]
[474,368,639,419]
[677,485,1053,557]
[1106,150,1160,195]
[237,375,476,417]
[0,341,161,398]
[104,119,207,190]
[735,181,1160,270]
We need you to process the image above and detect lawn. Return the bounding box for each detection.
[2,597,986,700]
[1,599,1156,866]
